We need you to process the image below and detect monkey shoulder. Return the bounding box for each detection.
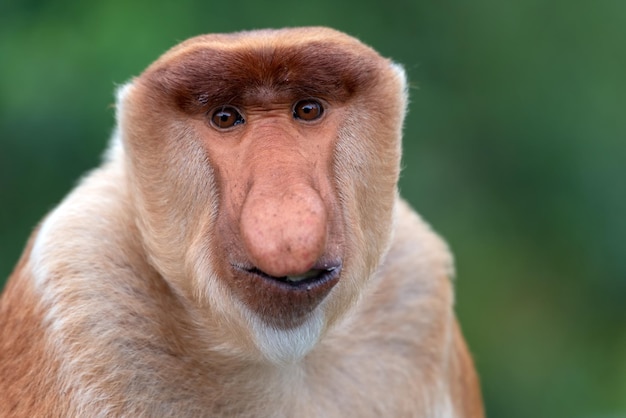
[342,197,456,341]
[384,197,455,288]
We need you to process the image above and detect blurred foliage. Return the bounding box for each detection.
[1,0,625,416]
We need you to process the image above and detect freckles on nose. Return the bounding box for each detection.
[239,185,328,278]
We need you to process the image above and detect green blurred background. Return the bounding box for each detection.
[1,1,625,416]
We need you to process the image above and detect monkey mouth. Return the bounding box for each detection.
[245,265,341,289]
[229,261,341,328]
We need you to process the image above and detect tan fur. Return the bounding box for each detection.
[0,27,483,417]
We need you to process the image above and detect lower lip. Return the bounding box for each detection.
[245,265,341,291]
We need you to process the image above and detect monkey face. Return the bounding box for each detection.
[119,27,407,358]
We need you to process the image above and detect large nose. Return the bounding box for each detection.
[239,179,328,277]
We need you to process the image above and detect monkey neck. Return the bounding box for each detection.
[28,158,460,415]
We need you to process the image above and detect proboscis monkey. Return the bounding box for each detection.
[0,27,484,417]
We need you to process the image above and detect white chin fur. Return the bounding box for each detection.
[247,309,325,364]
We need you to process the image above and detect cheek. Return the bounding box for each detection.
[127,122,220,288]
[334,116,399,267]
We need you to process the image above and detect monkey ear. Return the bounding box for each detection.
[113,81,136,123]
[115,81,135,107]
[389,62,408,93]
[387,62,410,127]
[102,81,136,164]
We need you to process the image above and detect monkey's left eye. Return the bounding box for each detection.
[293,99,324,121]
[210,106,245,129]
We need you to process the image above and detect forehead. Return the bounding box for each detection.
[140,28,387,112]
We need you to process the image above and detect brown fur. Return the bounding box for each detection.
[0,27,483,417]
[0,235,69,416]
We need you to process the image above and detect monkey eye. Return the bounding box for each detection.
[293,99,324,122]
[210,106,245,129]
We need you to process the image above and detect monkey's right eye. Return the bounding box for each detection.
[210,106,245,129]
